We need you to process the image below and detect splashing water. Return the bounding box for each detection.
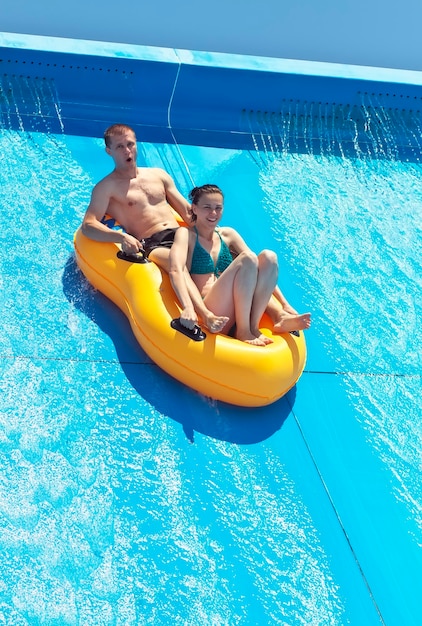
[0,77,352,624]
[258,142,422,536]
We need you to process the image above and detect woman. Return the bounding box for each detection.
[169,184,311,346]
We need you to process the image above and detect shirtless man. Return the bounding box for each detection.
[81,123,228,332]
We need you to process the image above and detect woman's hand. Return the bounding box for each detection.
[180,305,198,330]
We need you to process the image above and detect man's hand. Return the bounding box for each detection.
[121,233,143,255]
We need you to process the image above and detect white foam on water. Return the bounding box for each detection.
[259,150,422,536]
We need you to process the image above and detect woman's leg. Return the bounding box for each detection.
[249,249,312,334]
[204,251,267,345]
[249,250,278,341]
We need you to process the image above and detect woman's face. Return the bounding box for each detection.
[192,192,223,226]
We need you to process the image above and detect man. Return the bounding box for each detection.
[82,123,228,332]
[82,123,190,267]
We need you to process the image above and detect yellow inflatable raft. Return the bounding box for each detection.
[73,221,306,407]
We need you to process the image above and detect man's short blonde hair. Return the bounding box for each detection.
[104,124,136,147]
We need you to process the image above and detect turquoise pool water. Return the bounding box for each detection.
[0,90,421,624]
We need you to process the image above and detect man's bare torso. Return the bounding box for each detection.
[104,167,180,239]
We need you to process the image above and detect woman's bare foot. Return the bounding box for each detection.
[252,329,273,345]
[245,337,267,346]
[204,312,230,333]
[273,312,311,333]
[236,330,267,346]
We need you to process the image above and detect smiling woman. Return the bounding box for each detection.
[169,183,311,346]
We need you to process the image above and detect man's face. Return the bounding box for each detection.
[106,130,138,168]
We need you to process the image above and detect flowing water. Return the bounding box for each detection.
[0,75,421,625]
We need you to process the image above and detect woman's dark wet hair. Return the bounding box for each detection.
[189,184,224,222]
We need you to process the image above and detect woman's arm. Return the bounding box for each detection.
[169,228,229,332]
[169,228,199,328]
[220,226,251,256]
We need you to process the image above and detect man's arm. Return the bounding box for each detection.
[82,182,123,241]
[160,170,192,224]
[81,182,142,253]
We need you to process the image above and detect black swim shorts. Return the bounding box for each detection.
[142,228,178,258]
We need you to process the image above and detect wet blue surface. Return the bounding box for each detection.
[0,114,421,625]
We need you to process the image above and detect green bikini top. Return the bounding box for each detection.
[190,227,233,276]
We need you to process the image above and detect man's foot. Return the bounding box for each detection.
[204,313,230,334]
[273,312,311,333]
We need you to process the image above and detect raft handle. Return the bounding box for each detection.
[171,318,206,342]
[117,250,149,264]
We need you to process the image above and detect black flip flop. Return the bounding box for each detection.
[171,318,206,342]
